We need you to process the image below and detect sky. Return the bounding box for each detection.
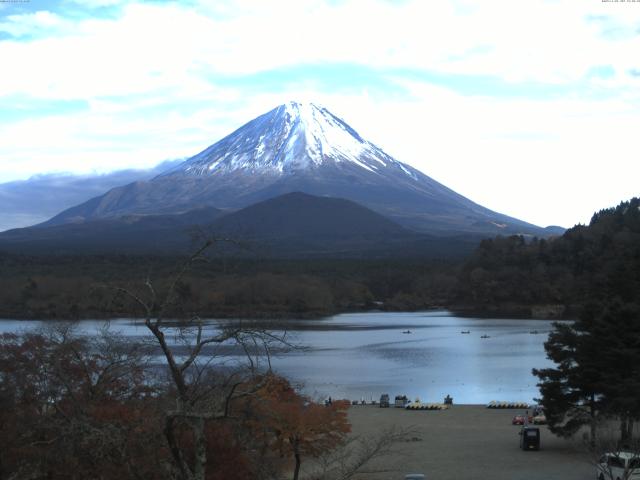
[0,0,639,228]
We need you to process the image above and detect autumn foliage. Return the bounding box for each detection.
[240,375,351,479]
[0,329,166,479]
[0,329,351,480]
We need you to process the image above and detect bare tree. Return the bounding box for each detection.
[116,241,290,480]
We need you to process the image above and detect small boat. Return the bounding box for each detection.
[402,330,412,334]
[529,330,539,334]
[460,330,470,334]
[480,334,490,339]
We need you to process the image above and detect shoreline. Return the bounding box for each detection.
[2,314,554,408]
[0,305,573,322]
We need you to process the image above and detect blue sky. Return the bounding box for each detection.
[1,0,639,227]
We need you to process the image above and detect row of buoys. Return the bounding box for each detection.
[406,403,450,411]
[487,401,530,409]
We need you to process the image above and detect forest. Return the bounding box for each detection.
[529,199,640,453]
[453,197,640,318]
[1,198,638,321]
[0,254,458,320]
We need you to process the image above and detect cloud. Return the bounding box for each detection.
[64,0,130,7]
[0,10,69,38]
[0,0,639,228]
[1,1,639,100]
[0,158,183,231]
[352,79,640,229]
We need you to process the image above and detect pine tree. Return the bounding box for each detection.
[533,318,604,443]
[588,302,640,445]
[534,300,640,445]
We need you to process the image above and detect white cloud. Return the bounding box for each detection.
[0,10,69,37]
[1,0,639,227]
[2,1,639,100]
[331,81,640,228]
[64,0,129,7]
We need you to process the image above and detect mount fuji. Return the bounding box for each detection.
[44,101,549,237]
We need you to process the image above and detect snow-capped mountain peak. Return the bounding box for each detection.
[170,101,416,179]
[43,102,550,238]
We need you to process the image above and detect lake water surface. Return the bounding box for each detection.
[0,311,559,404]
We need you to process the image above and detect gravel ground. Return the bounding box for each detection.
[344,405,594,480]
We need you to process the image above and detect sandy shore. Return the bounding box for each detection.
[344,404,593,480]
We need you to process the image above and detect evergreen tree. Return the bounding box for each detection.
[533,318,604,443]
[588,302,640,445]
[534,300,640,445]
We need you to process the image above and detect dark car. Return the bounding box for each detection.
[519,426,540,451]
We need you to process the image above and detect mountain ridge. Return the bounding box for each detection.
[43,102,554,237]
[0,192,479,258]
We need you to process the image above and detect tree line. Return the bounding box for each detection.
[0,255,458,320]
[454,197,640,318]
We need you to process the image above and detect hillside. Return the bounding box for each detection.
[454,197,640,318]
[0,207,224,255]
[0,192,479,258]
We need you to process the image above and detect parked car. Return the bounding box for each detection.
[519,426,540,451]
[597,452,640,480]
[380,394,390,408]
[512,414,533,425]
[404,475,425,480]
[532,414,547,425]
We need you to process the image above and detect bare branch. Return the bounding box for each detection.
[311,426,417,480]
[114,286,152,318]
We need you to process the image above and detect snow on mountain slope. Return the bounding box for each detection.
[163,101,416,180]
[43,101,549,237]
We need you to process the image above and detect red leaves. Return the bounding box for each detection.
[0,331,164,479]
[0,333,352,479]
[244,374,351,460]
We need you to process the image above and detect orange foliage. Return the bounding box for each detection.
[0,332,165,480]
[239,374,351,477]
[0,333,350,480]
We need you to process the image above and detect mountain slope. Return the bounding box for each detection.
[0,207,223,254]
[211,192,406,239]
[0,160,181,232]
[45,102,549,237]
[0,193,479,258]
[205,192,479,258]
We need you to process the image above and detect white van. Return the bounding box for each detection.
[597,452,640,480]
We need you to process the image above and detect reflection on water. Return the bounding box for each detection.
[0,311,561,404]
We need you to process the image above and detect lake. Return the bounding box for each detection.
[0,310,559,405]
